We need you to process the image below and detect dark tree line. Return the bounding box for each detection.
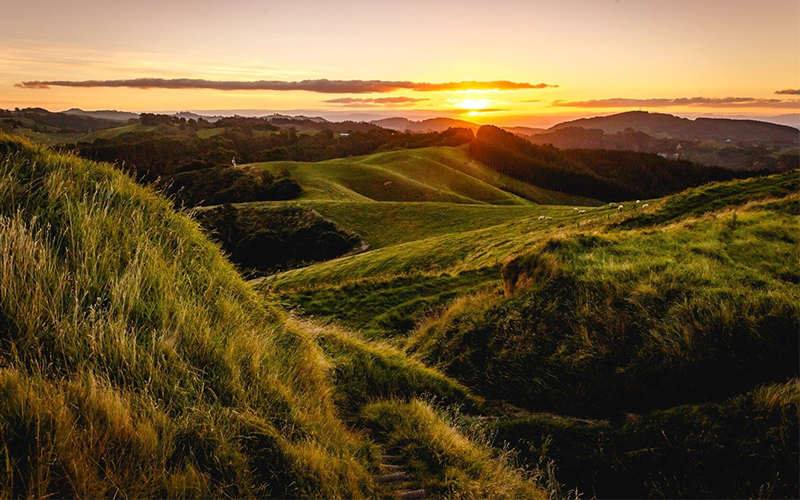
[165,166,302,207]
[470,126,752,201]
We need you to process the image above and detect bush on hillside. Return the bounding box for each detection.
[194,204,361,275]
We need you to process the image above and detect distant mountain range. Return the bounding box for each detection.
[4,107,797,171]
[548,111,799,144]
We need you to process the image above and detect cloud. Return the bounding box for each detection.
[323,96,428,106]
[15,78,555,94]
[553,96,800,109]
[14,81,50,89]
[775,89,800,95]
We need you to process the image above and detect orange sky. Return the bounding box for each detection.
[1,0,798,127]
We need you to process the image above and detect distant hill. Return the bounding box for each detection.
[532,115,799,171]
[549,110,799,145]
[504,126,546,136]
[0,107,122,134]
[372,117,480,133]
[765,113,800,129]
[263,113,330,123]
[63,108,140,121]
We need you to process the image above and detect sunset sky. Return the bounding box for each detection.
[2,0,798,127]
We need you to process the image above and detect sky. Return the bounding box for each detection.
[1,0,799,127]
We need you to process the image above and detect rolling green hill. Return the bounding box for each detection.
[253,146,600,205]
[260,171,800,497]
[0,134,547,499]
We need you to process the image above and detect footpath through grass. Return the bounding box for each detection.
[0,134,549,499]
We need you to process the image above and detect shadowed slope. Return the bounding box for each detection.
[253,146,599,205]
[0,134,547,499]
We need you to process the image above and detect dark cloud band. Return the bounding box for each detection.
[16,78,555,94]
[775,89,800,95]
[553,96,800,109]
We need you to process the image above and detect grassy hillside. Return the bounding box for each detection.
[235,200,560,250]
[0,134,547,499]
[262,171,799,497]
[254,146,599,205]
[410,193,800,415]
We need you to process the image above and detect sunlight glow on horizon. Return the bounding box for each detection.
[1,0,798,126]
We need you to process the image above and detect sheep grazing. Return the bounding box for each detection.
[538,215,545,220]
[573,207,579,211]
[617,205,624,210]
[636,200,641,204]
[579,209,586,213]
[545,216,553,220]
[642,203,649,208]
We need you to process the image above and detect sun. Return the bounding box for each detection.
[455,98,492,110]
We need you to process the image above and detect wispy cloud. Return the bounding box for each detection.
[323,96,428,106]
[552,96,800,109]
[775,89,800,95]
[16,78,556,94]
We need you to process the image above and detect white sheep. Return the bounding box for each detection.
[636,200,640,204]
[538,215,545,220]
[579,209,586,213]
[617,205,624,210]
[642,203,649,208]
[545,216,553,220]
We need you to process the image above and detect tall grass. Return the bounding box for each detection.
[0,134,375,497]
[0,134,550,498]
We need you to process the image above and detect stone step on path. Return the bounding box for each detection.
[375,472,409,484]
[399,490,426,500]
[374,453,426,499]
